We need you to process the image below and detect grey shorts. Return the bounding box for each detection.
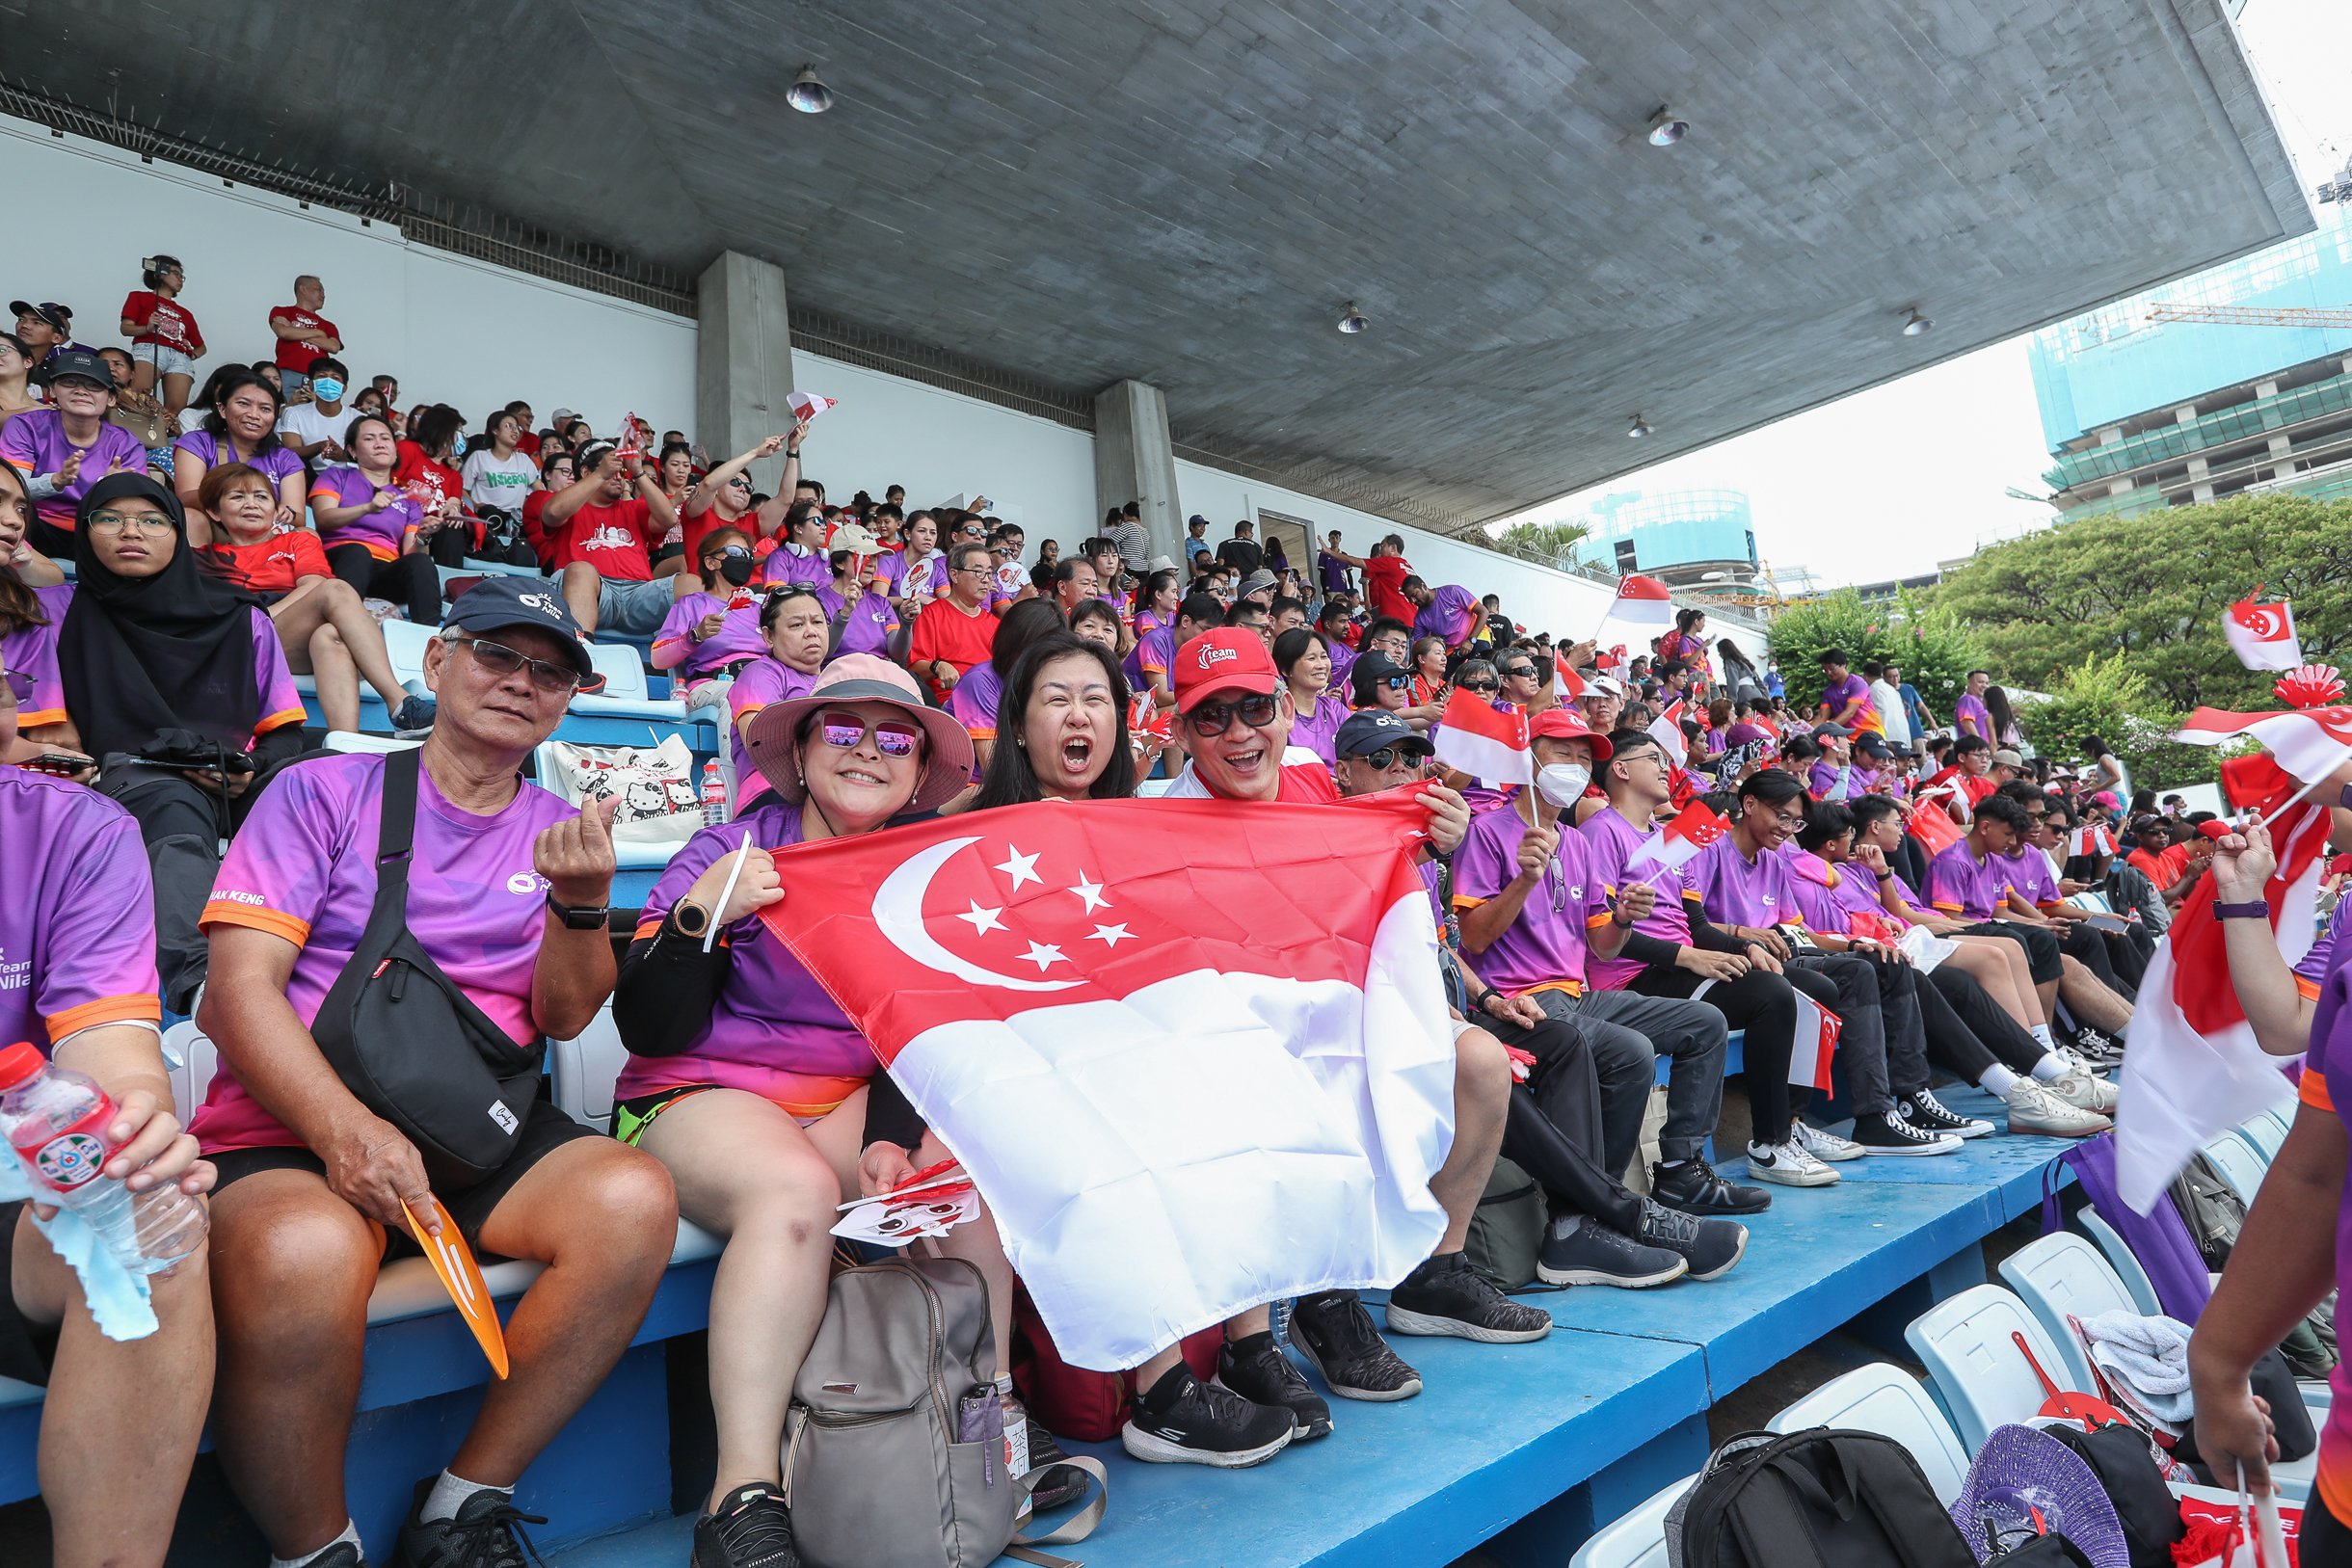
[598,575,676,636]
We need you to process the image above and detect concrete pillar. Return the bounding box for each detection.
[1093,380,1183,566]
[2174,406,2199,426]
[696,251,796,494]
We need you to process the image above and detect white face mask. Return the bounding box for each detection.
[1535,762,1590,809]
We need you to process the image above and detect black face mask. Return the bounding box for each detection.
[718,553,756,587]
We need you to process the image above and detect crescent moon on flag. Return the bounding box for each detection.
[874,837,1082,992]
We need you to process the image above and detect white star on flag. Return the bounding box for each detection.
[996,846,1042,889]
[1021,941,1066,970]
[956,902,1005,936]
[1069,873,1109,913]
[1088,923,1133,946]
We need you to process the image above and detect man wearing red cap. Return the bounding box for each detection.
[1453,706,1748,1218]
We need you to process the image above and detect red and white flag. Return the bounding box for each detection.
[1432,687,1532,785]
[786,390,840,425]
[1628,800,1730,877]
[759,791,1457,1369]
[1557,663,1587,701]
[1789,992,1842,1091]
[1648,699,1689,767]
[2069,823,2116,859]
[1607,574,1677,627]
[2172,705,2352,785]
[2224,596,2301,672]
[2116,751,2334,1211]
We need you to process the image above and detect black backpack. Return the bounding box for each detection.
[1667,1428,1979,1568]
[2043,1422,2182,1568]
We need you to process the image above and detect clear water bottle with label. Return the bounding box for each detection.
[701,759,728,826]
[0,1041,208,1274]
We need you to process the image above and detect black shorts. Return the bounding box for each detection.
[0,1202,58,1387]
[207,1097,593,1262]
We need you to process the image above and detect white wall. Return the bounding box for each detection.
[2,114,1763,665]
[0,119,694,432]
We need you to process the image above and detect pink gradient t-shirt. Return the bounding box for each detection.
[0,766,160,1050]
[191,752,575,1153]
[724,656,815,811]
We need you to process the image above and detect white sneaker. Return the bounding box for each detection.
[1745,1137,1839,1187]
[2057,1046,2112,1079]
[1791,1119,1866,1162]
[2004,1078,2112,1137]
[2047,1069,2121,1115]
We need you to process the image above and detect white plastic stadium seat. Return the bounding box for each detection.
[548,1005,630,1132]
[2202,1133,2268,1205]
[1995,1232,2142,1395]
[1566,1474,1697,1568]
[323,731,424,755]
[568,641,686,723]
[381,619,438,689]
[2239,1109,2288,1164]
[2073,1207,2162,1316]
[163,1019,215,1126]
[1765,1363,1969,1503]
[1903,1285,2075,1454]
[528,741,690,871]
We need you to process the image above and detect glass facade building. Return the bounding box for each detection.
[1564,489,1761,591]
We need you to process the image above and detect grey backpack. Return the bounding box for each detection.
[1465,1156,1546,1291]
[784,1256,1104,1568]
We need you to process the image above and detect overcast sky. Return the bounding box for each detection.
[1493,0,2351,590]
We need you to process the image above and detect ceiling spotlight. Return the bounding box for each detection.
[785,66,835,115]
[1645,107,1689,147]
[1336,301,1370,334]
[1627,413,1651,439]
[1901,307,1933,336]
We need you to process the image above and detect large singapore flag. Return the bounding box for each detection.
[760,789,1457,1369]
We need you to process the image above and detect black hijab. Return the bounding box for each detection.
[59,472,266,759]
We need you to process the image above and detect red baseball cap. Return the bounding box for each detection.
[1529,706,1613,761]
[1172,627,1279,713]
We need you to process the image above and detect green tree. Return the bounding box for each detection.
[1933,492,2352,713]
[1486,518,1590,565]
[2014,651,2220,790]
[1767,589,1987,717]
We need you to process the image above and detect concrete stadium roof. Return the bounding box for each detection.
[8,1,2308,532]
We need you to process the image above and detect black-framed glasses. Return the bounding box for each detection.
[1459,678,1499,693]
[456,637,580,695]
[1354,745,1424,773]
[1186,692,1279,737]
[952,564,993,577]
[1500,664,1536,679]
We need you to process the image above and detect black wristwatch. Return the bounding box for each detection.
[545,892,611,930]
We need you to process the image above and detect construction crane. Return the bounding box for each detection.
[2145,302,2352,329]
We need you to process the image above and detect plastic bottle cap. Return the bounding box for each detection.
[0,1041,46,1091]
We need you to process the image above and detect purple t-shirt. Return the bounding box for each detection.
[2297,897,2351,989]
[1319,550,1350,595]
[1821,673,1875,728]
[1453,808,1609,993]
[1952,693,1991,740]
[0,766,160,1050]
[2001,847,2060,909]
[815,582,899,660]
[1692,835,1803,930]
[1326,638,1358,696]
[1789,857,1889,936]
[656,590,768,678]
[881,549,947,602]
[193,753,576,1153]
[307,465,423,560]
[725,656,815,811]
[1927,839,2013,920]
[617,802,877,1115]
[172,429,307,492]
[1,411,152,530]
[1123,624,1175,695]
[761,543,831,589]
[1580,805,1700,991]
[3,582,73,726]
[1413,584,1479,647]
[1291,692,1349,767]
[1807,759,1860,801]
[948,660,1003,743]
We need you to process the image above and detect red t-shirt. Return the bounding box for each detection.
[268,306,339,372]
[393,440,462,513]
[679,498,751,564]
[530,493,660,580]
[121,292,202,354]
[211,530,331,595]
[1364,556,1413,625]
[907,601,1000,699]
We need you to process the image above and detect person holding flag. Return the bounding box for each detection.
[1452,710,1747,1205]
[1692,769,1962,1163]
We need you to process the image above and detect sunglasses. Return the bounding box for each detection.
[1354,745,1425,772]
[1459,678,1499,693]
[815,708,922,758]
[457,637,580,695]
[1380,674,1411,692]
[1500,665,1536,679]
[1185,692,1279,737]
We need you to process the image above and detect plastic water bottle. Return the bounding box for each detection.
[0,1041,208,1274]
[701,759,728,826]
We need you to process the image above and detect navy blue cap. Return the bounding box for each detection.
[42,348,112,390]
[1334,709,1432,759]
[441,577,595,677]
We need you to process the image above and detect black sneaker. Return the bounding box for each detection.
[1289,1289,1423,1401]
[691,1482,800,1568]
[2069,1024,2125,1063]
[1850,1111,1961,1156]
[1217,1330,1333,1439]
[1120,1364,1295,1468]
[393,1478,548,1568]
[1637,1199,1748,1282]
[306,1547,365,1568]
[1004,1401,1088,1512]
[1385,1252,1554,1342]
[1898,1088,1993,1139]
[1649,1155,1772,1215]
[1536,1213,1687,1288]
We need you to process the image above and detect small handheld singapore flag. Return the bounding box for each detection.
[1608,573,1677,627]
[1627,800,1730,878]
[2224,595,2301,672]
[1432,687,1532,785]
[758,789,1458,1371]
